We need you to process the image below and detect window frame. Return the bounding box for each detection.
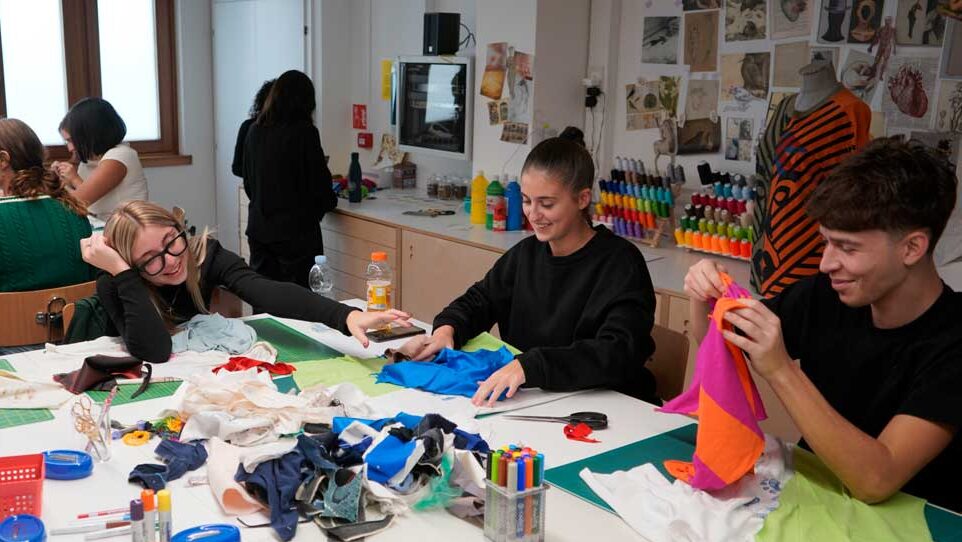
[0,0,190,166]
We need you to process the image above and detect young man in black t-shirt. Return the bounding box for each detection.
[684,137,962,512]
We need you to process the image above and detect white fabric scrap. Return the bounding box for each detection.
[0,370,73,409]
[206,437,266,516]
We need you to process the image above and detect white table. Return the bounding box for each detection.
[0,307,691,542]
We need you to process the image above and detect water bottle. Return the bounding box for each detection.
[366,251,393,330]
[348,152,363,203]
[309,255,333,298]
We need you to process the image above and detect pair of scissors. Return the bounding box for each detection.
[502,411,609,430]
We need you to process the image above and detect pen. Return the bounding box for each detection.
[51,521,131,535]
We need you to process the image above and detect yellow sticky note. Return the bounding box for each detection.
[381,59,393,101]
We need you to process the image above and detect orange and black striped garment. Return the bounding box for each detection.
[751,88,870,297]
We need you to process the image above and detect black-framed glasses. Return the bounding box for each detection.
[137,230,188,276]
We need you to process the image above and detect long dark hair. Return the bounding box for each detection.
[521,137,595,225]
[0,118,87,216]
[58,97,127,163]
[257,70,315,126]
[250,79,275,118]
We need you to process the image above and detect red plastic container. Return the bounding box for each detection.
[0,454,44,520]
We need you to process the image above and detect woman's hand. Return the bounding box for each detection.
[80,234,130,276]
[400,325,455,361]
[683,258,729,302]
[51,161,80,188]
[472,360,526,407]
[345,309,411,348]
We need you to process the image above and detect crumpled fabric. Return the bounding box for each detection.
[171,313,256,355]
[580,436,793,542]
[129,463,169,491]
[375,347,515,399]
[207,437,266,516]
[0,370,73,408]
[172,368,344,445]
[155,439,208,480]
[658,275,767,490]
[235,450,306,541]
[213,356,295,375]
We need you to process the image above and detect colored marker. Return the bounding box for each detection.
[77,508,129,519]
[85,526,133,540]
[130,500,144,542]
[141,490,156,542]
[51,521,132,535]
[157,490,172,542]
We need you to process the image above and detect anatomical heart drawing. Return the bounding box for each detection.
[882,56,938,129]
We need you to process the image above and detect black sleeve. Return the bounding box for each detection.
[432,249,517,349]
[898,347,962,429]
[517,261,656,391]
[305,126,337,221]
[204,241,357,334]
[231,119,251,178]
[96,270,173,364]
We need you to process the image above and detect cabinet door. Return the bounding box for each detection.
[667,295,691,337]
[321,214,400,305]
[400,230,502,323]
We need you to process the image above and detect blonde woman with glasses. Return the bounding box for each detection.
[81,200,409,363]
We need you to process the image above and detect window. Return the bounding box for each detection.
[0,0,187,166]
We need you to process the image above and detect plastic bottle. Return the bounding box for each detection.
[506,177,523,231]
[366,252,393,329]
[348,152,363,203]
[485,175,505,230]
[470,170,489,224]
[308,255,333,298]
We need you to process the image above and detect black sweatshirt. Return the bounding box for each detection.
[97,239,357,363]
[231,117,254,178]
[433,226,657,400]
[242,119,337,244]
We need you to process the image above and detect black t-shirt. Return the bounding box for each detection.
[764,273,962,511]
[433,226,657,401]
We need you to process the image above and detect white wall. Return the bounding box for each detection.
[147,0,217,231]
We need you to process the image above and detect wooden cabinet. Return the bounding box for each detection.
[400,230,502,323]
[321,213,400,304]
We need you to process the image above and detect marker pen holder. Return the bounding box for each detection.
[484,480,548,542]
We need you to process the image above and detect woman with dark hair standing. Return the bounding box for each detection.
[232,79,274,178]
[52,97,147,220]
[242,70,337,287]
[401,137,658,405]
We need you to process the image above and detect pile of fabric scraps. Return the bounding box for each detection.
[375,347,515,399]
[171,313,257,355]
[580,436,794,542]
[169,368,365,446]
[229,412,489,541]
[212,356,295,375]
[112,415,185,444]
[129,439,209,491]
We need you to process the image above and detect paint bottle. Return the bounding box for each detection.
[486,175,505,230]
[470,170,489,224]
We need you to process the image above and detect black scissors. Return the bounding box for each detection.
[502,411,609,430]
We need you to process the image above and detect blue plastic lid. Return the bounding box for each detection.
[42,450,93,480]
[0,515,46,542]
[171,525,240,542]
[314,255,327,265]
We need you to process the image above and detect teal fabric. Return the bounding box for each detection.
[0,196,96,292]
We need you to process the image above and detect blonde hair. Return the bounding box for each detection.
[0,118,87,216]
[104,200,209,327]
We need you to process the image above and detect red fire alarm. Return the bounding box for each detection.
[357,132,373,148]
[352,104,367,130]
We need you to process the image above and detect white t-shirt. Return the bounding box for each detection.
[78,143,148,219]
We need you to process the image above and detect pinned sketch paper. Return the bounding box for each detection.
[480,42,508,100]
[840,48,879,102]
[627,81,665,130]
[373,134,406,167]
[678,118,722,154]
[848,0,885,44]
[725,118,755,161]
[642,17,680,64]
[943,27,962,77]
[882,55,938,130]
[810,47,840,72]
[896,0,946,45]
[507,51,533,124]
[660,76,682,118]
[501,122,529,144]
[721,52,770,101]
[818,0,851,43]
[685,79,720,120]
[684,11,719,73]
[772,0,813,38]
[380,59,393,101]
[935,80,962,132]
[725,0,767,41]
[684,0,721,9]
[911,131,961,163]
[773,41,810,87]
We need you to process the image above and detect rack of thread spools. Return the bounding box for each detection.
[674,171,757,261]
[594,158,686,248]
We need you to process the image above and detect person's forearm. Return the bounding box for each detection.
[767,362,901,502]
[690,298,710,345]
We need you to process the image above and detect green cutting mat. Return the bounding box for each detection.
[293,356,400,397]
[0,359,56,429]
[87,381,182,406]
[544,424,961,542]
[247,318,342,362]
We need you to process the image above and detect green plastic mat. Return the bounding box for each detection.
[544,424,961,541]
[247,318,343,362]
[0,359,56,429]
[462,332,521,355]
[87,380,182,406]
[293,356,400,397]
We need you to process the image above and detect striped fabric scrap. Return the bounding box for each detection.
[657,274,767,490]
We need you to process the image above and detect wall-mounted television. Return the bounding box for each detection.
[394,55,473,161]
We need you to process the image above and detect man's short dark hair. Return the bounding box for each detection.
[59,97,127,163]
[807,136,958,252]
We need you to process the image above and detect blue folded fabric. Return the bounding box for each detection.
[375,347,515,399]
[364,434,419,485]
[154,439,208,481]
[129,463,168,491]
[235,451,306,542]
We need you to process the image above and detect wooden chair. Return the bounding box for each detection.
[0,281,97,347]
[647,324,690,402]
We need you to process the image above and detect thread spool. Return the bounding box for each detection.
[692,231,703,249]
[684,229,694,247]
[740,239,751,258]
[710,234,720,253]
[674,228,685,245]
[719,236,730,254]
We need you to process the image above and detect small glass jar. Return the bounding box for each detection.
[426,175,439,198]
[438,176,453,200]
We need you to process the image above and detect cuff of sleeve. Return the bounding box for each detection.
[517,352,545,388]
[337,306,362,336]
[432,318,465,349]
[113,268,145,288]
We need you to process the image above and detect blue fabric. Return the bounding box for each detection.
[365,434,417,485]
[129,463,168,491]
[171,313,256,354]
[375,347,515,399]
[334,412,489,454]
[154,439,208,481]
[235,450,305,542]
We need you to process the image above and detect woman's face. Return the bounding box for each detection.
[60,129,76,158]
[521,168,590,245]
[130,225,189,287]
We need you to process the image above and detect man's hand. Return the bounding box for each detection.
[472,360,526,407]
[721,298,793,379]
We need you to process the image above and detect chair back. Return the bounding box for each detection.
[0,281,97,346]
[648,324,691,402]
